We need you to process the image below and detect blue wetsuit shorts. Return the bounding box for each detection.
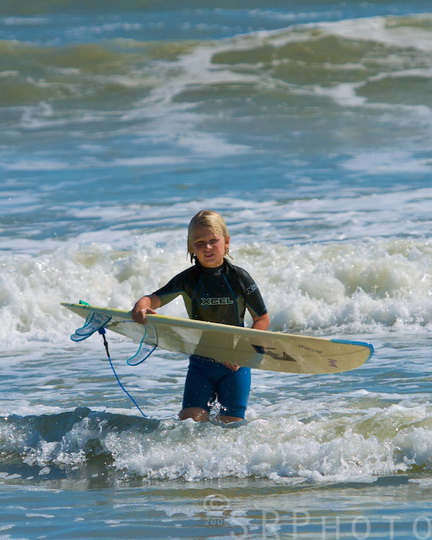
[182,356,251,419]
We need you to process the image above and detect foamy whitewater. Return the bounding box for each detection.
[2,1,432,538]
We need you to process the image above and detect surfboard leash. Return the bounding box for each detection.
[69,303,148,418]
[98,327,148,419]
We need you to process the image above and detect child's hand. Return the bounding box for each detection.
[223,362,240,371]
[132,304,157,324]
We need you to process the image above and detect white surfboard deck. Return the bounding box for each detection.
[62,303,374,374]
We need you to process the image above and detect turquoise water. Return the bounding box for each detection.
[2,1,432,538]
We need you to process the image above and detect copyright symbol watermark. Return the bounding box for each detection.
[203,494,231,513]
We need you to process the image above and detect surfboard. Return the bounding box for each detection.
[62,302,374,374]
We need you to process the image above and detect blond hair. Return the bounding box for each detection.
[187,210,230,262]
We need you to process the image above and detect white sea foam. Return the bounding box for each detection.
[1,228,431,351]
[319,14,432,52]
[342,152,432,174]
[3,399,431,485]
[3,17,50,26]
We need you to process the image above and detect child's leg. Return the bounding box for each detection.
[179,407,210,422]
[217,367,251,423]
[179,357,216,422]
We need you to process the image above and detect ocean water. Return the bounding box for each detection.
[2,1,432,538]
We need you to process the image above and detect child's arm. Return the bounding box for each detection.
[251,312,270,331]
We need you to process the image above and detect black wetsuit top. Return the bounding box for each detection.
[153,259,267,326]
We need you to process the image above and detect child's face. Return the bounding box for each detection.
[190,225,230,268]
